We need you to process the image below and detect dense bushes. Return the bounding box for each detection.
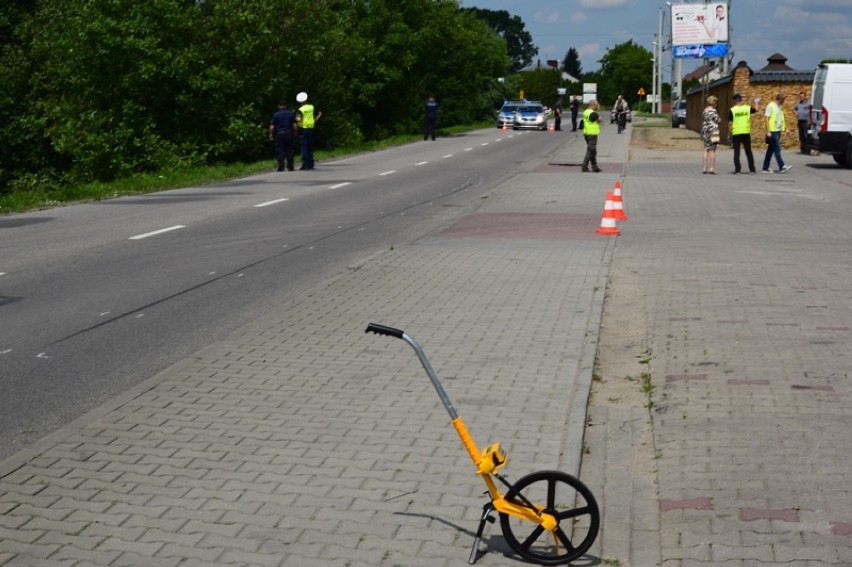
[0,0,509,194]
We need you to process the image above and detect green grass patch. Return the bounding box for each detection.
[1,122,492,215]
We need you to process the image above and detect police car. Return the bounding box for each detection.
[497,101,523,128]
[512,102,548,130]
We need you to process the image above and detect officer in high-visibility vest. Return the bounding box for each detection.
[727,93,760,174]
[581,99,602,173]
[296,92,322,170]
[762,93,791,174]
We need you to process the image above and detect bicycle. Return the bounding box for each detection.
[366,323,600,565]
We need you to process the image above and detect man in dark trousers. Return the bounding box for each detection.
[268,99,297,172]
[727,93,760,174]
[581,99,602,173]
[554,97,563,131]
[424,96,439,141]
[570,96,580,131]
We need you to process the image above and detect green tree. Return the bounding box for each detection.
[462,8,537,73]
[596,40,653,107]
[562,47,583,79]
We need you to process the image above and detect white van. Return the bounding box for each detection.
[808,63,852,168]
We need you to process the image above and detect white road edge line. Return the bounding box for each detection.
[128,225,186,240]
[255,198,290,208]
[329,182,351,189]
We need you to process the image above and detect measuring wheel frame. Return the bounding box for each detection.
[366,323,600,565]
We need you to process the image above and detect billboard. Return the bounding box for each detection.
[671,3,729,46]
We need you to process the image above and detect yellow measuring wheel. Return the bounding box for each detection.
[366,324,600,565]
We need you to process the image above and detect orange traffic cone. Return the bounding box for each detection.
[596,193,621,236]
[611,181,627,221]
[549,122,555,133]
[502,121,508,131]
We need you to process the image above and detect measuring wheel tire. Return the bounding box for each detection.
[498,470,600,565]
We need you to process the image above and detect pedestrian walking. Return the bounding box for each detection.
[296,92,321,170]
[727,93,760,174]
[794,91,812,154]
[570,96,580,131]
[424,96,439,141]
[762,93,792,173]
[554,97,563,131]
[701,95,721,174]
[581,99,602,173]
[268,99,298,172]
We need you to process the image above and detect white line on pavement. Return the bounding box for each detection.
[379,170,395,176]
[416,161,428,166]
[254,198,290,208]
[443,154,453,159]
[329,182,351,189]
[128,225,186,240]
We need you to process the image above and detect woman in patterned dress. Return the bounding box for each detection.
[701,95,721,174]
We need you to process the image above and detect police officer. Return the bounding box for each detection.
[424,96,439,141]
[268,99,297,172]
[570,96,580,131]
[727,93,760,174]
[554,97,563,131]
[296,92,321,170]
[581,100,602,173]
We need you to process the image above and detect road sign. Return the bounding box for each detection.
[637,87,646,95]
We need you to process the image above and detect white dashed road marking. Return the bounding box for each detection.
[128,226,186,240]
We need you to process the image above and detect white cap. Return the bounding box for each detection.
[296,92,308,103]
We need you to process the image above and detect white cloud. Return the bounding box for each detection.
[580,0,631,9]
[570,11,587,24]
[534,11,562,24]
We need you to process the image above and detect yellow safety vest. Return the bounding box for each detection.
[767,102,785,133]
[730,105,752,135]
[583,107,600,136]
[299,104,316,129]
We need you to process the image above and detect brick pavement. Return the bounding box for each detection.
[588,136,852,566]
[0,128,622,566]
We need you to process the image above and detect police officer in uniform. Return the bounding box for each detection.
[296,92,321,170]
[581,100,602,173]
[727,93,760,174]
[269,99,297,172]
[424,96,439,141]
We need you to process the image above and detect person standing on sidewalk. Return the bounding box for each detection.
[727,93,760,174]
[581,99,602,173]
[794,91,812,154]
[268,99,298,172]
[701,95,721,174]
[296,92,321,170]
[424,95,439,141]
[762,93,792,173]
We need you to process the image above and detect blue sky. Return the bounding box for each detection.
[464,0,852,80]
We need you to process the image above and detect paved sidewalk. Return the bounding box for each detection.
[0,127,625,566]
[585,136,852,566]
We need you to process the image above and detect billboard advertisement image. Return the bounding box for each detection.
[671,3,729,45]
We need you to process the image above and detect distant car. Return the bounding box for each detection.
[672,100,687,128]
[497,101,522,128]
[513,103,548,130]
[610,106,632,124]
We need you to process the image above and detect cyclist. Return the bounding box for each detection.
[614,95,629,134]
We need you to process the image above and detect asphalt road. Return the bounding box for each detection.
[0,127,577,460]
